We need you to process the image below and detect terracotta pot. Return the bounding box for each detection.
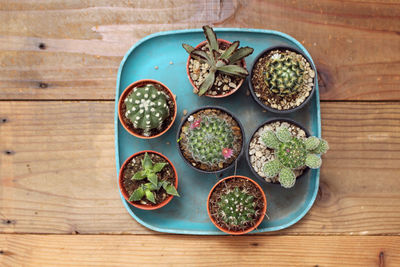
[119,150,178,210]
[246,118,310,186]
[207,175,267,235]
[186,39,246,98]
[248,45,317,114]
[118,79,177,139]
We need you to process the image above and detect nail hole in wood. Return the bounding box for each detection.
[1,118,7,123]
[38,43,46,50]
[4,150,15,155]
[39,82,48,89]
[250,242,259,247]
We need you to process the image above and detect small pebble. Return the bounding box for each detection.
[169,61,173,65]
[154,66,159,70]
[183,109,187,115]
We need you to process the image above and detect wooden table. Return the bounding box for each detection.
[1,1,399,266]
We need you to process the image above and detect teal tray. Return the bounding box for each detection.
[115,28,321,234]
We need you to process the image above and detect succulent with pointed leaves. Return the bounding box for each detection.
[261,127,329,188]
[184,115,235,166]
[217,187,257,228]
[183,25,254,96]
[264,51,307,96]
[124,84,169,136]
[129,152,179,204]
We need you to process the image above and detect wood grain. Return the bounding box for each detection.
[0,235,399,266]
[0,0,399,100]
[1,101,399,235]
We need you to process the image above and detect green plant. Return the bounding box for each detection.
[182,25,254,96]
[129,153,179,204]
[264,51,306,96]
[124,84,169,135]
[217,187,257,228]
[184,115,235,166]
[262,127,329,188]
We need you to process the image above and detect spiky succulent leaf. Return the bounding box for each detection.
[305,136,320,151]
[217,187,257,227]
[182,43,195,54]
[261,130,281,149]
[198,69,216,96]
[202,25,218,51]
[312,139,329,154]
[132,170,146,180]
[263,159,282,178]
[228,47,254,64]
[163,182,180,196]
[220,41,239,60]
[279,167,296,188]
[217,64,248,77]
[145,189,156,204]
[276,127,292,143]
[147,173,158,187]
[305,154,322,169]
[129,185,145,202]
[152,162,167,173]
[191,49,214,64]
[142,152,153,169]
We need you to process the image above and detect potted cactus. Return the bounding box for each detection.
[247,119,328,188]
[249,46,316,113]
[183,25,254,97]
[176,106,245,173]
[119,150,179,210]
[118,79,177,139]
[207,175,267,235]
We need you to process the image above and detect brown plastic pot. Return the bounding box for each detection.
[207,175,267,235]
[118,79,177,139]
[119,150,178,210]
[186,39,246,98]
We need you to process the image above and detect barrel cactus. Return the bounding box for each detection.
[264,51,306,96]
[262,127,329,188]
[218,187,257,228]
[185,115,234,166]
[124,84,169,135]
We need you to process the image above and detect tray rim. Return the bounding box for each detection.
[115,28,321,235]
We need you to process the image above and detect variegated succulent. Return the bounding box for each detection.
[182,25,254,96]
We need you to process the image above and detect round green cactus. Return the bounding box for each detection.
[186,116,234,165]
[277,137,307,169]
[279,167,296,188]
[124,84,169,135]
[218,187,256,227]
[264,51,305,96]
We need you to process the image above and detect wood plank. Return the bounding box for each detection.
[0,0,399,100]
[1,101,400,234]
[0,235,399,266]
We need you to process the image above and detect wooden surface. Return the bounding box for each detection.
[1,0,400,266]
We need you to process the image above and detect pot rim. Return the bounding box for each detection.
[206,175,267,235]
[118,150,178,210]
[118,79,177,139]
[248,45,317,114]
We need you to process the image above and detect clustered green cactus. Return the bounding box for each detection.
[217,187,257,227]
[130,152,179,204]
[185,115,235,166]
[262,127,329,188]
[124,84,169,135]
[264,51,306,96]
[183,25,254,96]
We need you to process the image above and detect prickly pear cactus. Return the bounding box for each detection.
[264,51,305,96]
[218,187,256,227]
[186,116,234,165]
[124,84,169,135]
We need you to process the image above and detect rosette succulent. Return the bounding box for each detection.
[184,115,234,166]
[262,127,329,188]
[182,25,254,96]
[217,187,257,229]
[264,51,306,96]
[124,84,169,136]
[130,152,179,204]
